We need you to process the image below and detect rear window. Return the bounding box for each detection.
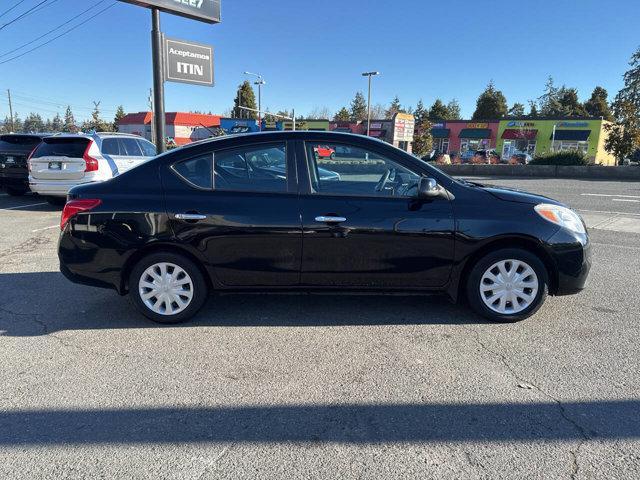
[0,135,42,152]
[32,138,90,159]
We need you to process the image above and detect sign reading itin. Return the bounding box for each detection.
[164,37,214,86]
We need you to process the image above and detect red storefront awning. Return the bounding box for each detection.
[502,129,538,140]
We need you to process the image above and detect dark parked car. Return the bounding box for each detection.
[0,134,47,195]
[59,131,591,324]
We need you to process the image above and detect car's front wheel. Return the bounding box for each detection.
[129,252,208,324]
[466,248,548,322]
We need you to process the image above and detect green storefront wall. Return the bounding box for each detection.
[496,119,615,165]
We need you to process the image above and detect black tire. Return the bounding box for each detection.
[330,152,336,160]
[129,251,208,324]
[6,186,28,196]
[466,248,548,323]
[46,196,66,206]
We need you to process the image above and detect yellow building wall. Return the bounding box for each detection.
[595,121,617,166]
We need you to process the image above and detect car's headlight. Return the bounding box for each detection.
[534,203,586,234]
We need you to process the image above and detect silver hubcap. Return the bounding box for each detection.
[138,262,194,316]
[479,259,539,315]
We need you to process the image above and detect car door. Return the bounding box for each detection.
[297,138,455,288]
[162,140,302,287]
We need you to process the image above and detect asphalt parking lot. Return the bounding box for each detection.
[1,177,639,479]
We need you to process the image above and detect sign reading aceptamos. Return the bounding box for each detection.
[164,37,214,86]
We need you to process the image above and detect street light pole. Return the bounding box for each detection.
[244,71,266,132]
[361,71,380,136]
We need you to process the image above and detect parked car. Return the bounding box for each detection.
[59,131,591,324]
[509,153,533,165]
[29,132,156,203]
[472,149,501,164]
[0,134,48,196]
[314,145,336,159]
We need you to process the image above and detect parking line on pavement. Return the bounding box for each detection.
[31,225,58,232]
[0,202,48,210]
[611,199,640,203]
[581,193,640,199]
[578,209,640,216]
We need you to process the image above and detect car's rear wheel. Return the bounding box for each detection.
[6,186,28,196]
[129,252,208,324]
[466,248,548,323]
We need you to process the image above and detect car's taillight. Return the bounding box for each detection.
[83,141,99,172]
[27,146,38,172]
[60,199,102,231]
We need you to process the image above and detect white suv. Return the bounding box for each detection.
[29,133,157,202]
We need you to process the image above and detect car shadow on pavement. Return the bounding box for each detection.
[0,194,61,212]
[1,400,639,446]
[0,271,489,336]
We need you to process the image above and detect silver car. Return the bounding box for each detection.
[29,132,156,202]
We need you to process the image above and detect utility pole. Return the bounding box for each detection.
[7,89,15,132]
[151,8,166,153]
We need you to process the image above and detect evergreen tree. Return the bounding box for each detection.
[385,96,403,119]
[527,100,539,118]
[232,81,257,119]
[350,92,367,121]
[412,119,433,157]
[446,99,461,119]
[23,113,45,133]
[538,76,562,116]
[334,107,351,121]
[113,105,126,130]
[508,103,525,117]
[557,87,587,117]
[605,100,640,164]
[584,86,613,120]
[428,99,449,122]
[63,106,77,133]
[51,113,63,132]
[472,81,508,119]
[413,99,427,124]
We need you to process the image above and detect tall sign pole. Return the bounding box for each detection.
[151,8,166,153]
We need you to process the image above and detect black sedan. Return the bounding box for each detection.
[0,133,47,195]
[58,131,591,324]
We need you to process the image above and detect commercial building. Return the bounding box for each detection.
[219,118,259,134]
[496,118,615,165]
[117,112,221,145]
[431,120,500,157]
[365,113,416,152]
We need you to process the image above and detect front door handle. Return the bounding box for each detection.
[175,213,207,221]
[315,216,347,224]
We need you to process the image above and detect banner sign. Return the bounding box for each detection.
[164,37,214,86]
[119,0,221,23]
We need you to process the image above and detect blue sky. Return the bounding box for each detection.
[0,0,638,122]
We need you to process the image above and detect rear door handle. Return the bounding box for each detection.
[315,216,347,223]
[175,213,207,221]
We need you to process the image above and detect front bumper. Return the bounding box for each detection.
[546,228,591,295]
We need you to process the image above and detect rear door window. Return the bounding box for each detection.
[31,138,89,158]
[0,135,42,152]
[101,138,121,156]
[214,143,287,192]
[172,154,213,189]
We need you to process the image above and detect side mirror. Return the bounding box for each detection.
[418,177,440,198]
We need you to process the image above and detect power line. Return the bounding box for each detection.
[9,93,119,113]
[0,0,109,59]
[0,2,117,65]
[0,0,54,32]
[0,0,29,20]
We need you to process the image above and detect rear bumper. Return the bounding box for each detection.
[29,179,94,197]
[0,172,28,189]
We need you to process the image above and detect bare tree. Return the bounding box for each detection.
[369,103,386,120]
[307,106,332,120]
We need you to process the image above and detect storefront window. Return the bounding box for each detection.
[502,140,536,158]
[552,141,588,154]
[461,139,489,154]
[434,138,450,154]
